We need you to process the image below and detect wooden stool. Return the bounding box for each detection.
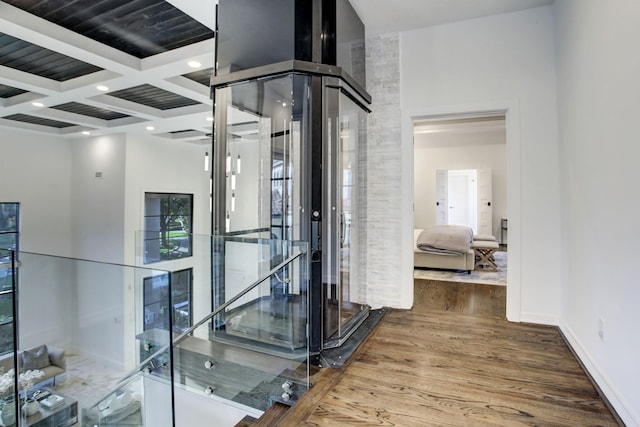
[471,241,500,271]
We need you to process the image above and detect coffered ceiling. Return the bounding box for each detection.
[0,0,215,142]
[0,0,553,142]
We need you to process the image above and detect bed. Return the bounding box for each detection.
[414,225,475,273]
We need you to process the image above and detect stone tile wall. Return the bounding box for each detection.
[360,34,403,308]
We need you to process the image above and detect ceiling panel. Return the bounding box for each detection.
[51,102,130,120]
[1,0,544,139]
[350,0,554,36]
[4,0,215,58]
[183,68,213,86]
[0,84,28,98]
[3,113,76,128]
[108,84,201,110]
[0,33,103,81]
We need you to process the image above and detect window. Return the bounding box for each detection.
[143,269,192,333]
[0,203,18,265]
[144,193,193,264]
[0,203,18,356]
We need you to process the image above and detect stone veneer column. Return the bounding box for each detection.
[360,34,402,308]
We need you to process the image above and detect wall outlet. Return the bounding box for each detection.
[598,317,605,340]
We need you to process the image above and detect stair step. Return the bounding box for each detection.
[235,415,258,427]
[251,402,290,427]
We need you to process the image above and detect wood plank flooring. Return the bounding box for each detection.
[414,279,507,319]
[276,279,618,426]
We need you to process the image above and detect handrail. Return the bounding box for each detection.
[87,248,306,409]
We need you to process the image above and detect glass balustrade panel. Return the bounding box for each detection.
[173,237,309,423]
[134,232,311,422]
[5,251,172,427]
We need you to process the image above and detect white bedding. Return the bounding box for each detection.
[416,225,473,255]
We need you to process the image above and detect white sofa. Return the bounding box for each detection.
[0,344,66,397]
[414,229,475,273]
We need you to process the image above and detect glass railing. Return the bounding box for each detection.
[171,240,309,425]
[133,232,310,355]
[0,235,310,426]
[82,370,153,427]
[91,234,309,426]
[0,248,172,427]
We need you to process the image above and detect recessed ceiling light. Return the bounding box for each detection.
[96,85,109,92]
[188,60,202,68]
[146,126,155,131]
[206,116,213,122]
[32,102,44,107]
[82,131,91,135]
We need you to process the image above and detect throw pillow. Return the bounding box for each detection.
[21,345,50,371]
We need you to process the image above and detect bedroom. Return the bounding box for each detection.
[413,114,508,290]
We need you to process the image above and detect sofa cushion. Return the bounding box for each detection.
[47,346,65,370]
[21,345,50,371]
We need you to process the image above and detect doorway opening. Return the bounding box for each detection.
[413,112,508,286]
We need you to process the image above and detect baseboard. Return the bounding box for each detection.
[559,322,637,427]
[519,311,559,326]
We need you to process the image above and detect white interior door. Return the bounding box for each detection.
[435,170,448,225]
[448,173,469,226]
[477,168,493,236]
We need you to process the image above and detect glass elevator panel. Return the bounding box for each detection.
[215,74,308,242]
[322,77,369,348]
[212,72,369,353]
[213,74,310,352]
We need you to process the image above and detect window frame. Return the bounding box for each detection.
[0,202,19,357]
[142,268,193,334]
[143,192,194,264]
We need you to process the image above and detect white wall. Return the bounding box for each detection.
[123,133,211,261]
[170,380,261,427]
[0,128,76,353]
[17,253,75,350]
[123,133,211,366]
[399,6,561,323]
[3,130,213,369]
[414,141,507,237]
[555,1,640,425]
[71,134,127,263]
[0,128,72,256]
[66,134,126,366]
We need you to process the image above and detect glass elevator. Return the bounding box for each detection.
[210,0,371,356]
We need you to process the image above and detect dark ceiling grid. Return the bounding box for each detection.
[107,84,201,110]
[3,0,214,58]
[183,68,213,86]
[0,33,103,81]
[2,113,76,128]
[0,84,28,98]
[170,129,197,134]
[50,102,130,120]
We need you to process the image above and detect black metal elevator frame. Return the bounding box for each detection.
[210,61,370,354]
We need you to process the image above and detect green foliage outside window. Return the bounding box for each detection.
[144,193,193,264]
[0,203,18,356]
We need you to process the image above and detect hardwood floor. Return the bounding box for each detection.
[414,279,507,319]
[276,280,619,426]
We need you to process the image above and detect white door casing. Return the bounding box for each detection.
[477,168,493,236]
[435,169,448,225]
